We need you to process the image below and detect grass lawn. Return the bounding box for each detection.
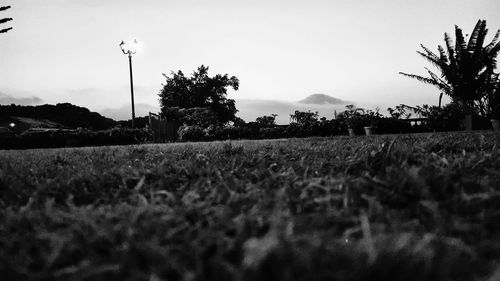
[1,132,500,280]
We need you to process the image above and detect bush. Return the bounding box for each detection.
[315,119,344,136]
[219,125,251,140]
[204,125,252,140]
[336,107,366,135]
[178,125,205,142]
[417,103,492,132]
[376,118,414,134]
[285,123,309,138]
[259,126,287,139]
[0,127,152,150]
[243,122,264,139]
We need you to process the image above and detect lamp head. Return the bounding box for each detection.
[119,40,127,54]
[119,39,140,55]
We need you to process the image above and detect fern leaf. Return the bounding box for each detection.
[0,18,13,24]
[455,26,468,61]
[467,20,485,51]
[485,30,500,52]
[0,27,12,33]
[399,72,438,85]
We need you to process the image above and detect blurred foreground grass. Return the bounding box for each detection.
[1,132,500,280]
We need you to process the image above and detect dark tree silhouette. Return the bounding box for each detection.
[255,114,278,127]
[0,5,13,34]
[0,103,116,130]
[159,65,239,125]
[490,80,500,118]
[290,110,319,126]
[400,20,500,115]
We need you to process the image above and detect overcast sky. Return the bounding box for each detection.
[1,0,499,120]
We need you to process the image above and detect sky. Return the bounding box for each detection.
[1,0,500,121]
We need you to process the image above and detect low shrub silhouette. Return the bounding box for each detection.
[0,127,152,149]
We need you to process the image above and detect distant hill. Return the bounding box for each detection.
[0,103,116,130]
[298,94,347,105]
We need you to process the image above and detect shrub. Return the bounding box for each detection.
[255,114,278,127]
[259,126,287,139]
[290,110,319,127]
[0,127,153,150]
[285,123,308,138]
[336,106,366,135]
[415,103,491,131]
[243,122,265,139]
[204,125,252,140]
[178,125,205,142]
[316,119,344,136]
[376,118,414,134]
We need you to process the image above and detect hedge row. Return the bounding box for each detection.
[177,114,495,142]
[177,117,421,142]
[0,128,153,150]
[2,109,495,148]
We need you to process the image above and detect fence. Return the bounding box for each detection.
[148,112,180,142]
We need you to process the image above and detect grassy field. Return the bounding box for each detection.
[1,132,500,281]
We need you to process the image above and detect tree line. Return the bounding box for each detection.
[158,20,500,138]
[0,103,115,130]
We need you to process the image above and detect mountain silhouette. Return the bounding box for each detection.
[298,94,347,105]
[0,103,116,130]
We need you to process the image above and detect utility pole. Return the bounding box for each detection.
[128,53,136,127]
[119,39,139,128]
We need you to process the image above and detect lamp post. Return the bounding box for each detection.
[119,39,139,128]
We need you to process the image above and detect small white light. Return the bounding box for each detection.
[119,39,141,54]
[130,39,141,53]
[9,122,15,128]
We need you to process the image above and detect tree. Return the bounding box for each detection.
[159,65,239,125]
[232,117,246,127]
[490,80,500,118]
[255,114,278,127]
[400,20,500,115]
[0,5,13,34]
[0,103,116,130]
[290,110,319,126]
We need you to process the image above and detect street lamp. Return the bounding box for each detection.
[119,39,139,128]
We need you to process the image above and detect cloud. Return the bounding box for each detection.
[0,91,43,105]
[65,88,100,95]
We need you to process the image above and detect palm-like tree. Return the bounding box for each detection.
[489,78,500,118]
[400,20,500,115]
[0,5,13,34]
